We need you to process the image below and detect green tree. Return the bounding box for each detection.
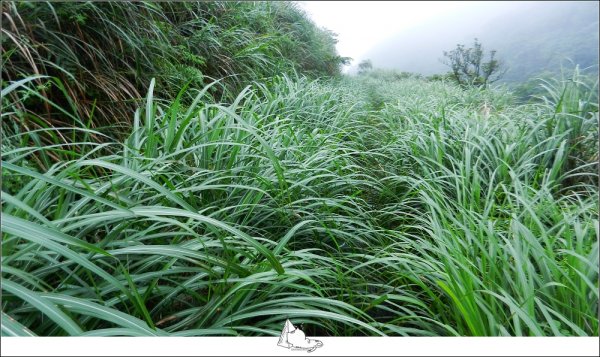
[357,59,373,74]
[442,38,506,87]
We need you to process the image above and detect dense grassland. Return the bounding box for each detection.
[1,2,598,337]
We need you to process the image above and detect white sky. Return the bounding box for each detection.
[297,1,481,70]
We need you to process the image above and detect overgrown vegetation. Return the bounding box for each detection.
[1,1,598,338]
[1,1,347,132]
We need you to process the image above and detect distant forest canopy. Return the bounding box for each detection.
[357,1,599,84]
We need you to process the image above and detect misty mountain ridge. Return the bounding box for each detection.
[355,2,599,83]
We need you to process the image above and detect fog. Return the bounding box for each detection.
[298,1,478,69]
[302,1,599,82]
[360,2,520,75]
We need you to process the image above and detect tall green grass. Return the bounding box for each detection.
[2,66,597,336]
[1,0,597,337]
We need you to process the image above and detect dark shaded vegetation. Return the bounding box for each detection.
[1,1,347,132]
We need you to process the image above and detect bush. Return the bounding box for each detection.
[442,38,506,87]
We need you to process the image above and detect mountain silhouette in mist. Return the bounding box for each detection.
[359,2,599,82]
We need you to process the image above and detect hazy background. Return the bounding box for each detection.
[300,1,599,83]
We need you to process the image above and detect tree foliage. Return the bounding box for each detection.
[442,38,506,87]
[357,59,373,74]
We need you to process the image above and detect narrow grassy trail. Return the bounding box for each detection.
[2,69,598,337]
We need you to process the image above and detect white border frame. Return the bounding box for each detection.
[2,337,599,356]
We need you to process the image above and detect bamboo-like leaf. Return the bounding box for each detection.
[2,280,82,335]
[1,311,37,337]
